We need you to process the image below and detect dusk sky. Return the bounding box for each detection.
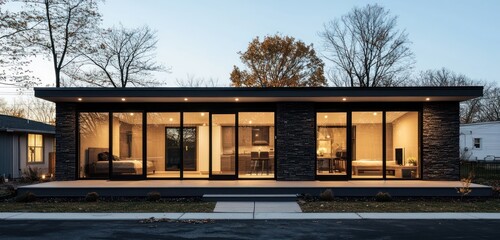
[2,0,499,98]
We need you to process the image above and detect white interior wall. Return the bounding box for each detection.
[355,124,383,160]
[392,112,419,163]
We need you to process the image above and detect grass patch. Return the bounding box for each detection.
[299,198,500,212]
[0,200,215,213]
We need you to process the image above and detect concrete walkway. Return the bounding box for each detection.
[1,212,500,220]
[214,202,302,213]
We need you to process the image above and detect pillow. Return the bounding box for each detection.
[97,152,109,161]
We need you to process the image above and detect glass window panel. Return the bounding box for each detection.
[316,113,347,176]
[211,114,236,176]
[386,111,420,179]
[147,113,180,178]
[352,112,383,178]
[112,112,143,176]
[238,112,275,178]
[183,112,209,178]
[27,134,43,163]
[78,113,109,178]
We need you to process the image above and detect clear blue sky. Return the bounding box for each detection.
[3,0,500,94]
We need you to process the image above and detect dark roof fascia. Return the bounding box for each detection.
[34,86,483,99]
[0,128,55,135]
[0,115,55,134]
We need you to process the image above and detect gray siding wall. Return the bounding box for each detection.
[0,133,14,179]
[422,102,460,180]
[55,103,77,180]
[276,103,316,180]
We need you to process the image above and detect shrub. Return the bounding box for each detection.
[319,189,334,201]
[15,191,36,203]
[374,192,392,202]
[300,193,313,202]
[20,167,40,183]
[85,192,99,202]
[147,191,161,201]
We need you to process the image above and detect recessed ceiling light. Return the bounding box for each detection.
[235,98,239,101]
[249,120,252,124]
[169,118,173,122]
[77,98,82,101]
[324,115,328,119]
[342,98,347,101]
[130,113,134,116]
[121,98,126,101]
[201,112,205,116]
[425,97,430,101]
[373,112,378,116]
[184,98,188,101]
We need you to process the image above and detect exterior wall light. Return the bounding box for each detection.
[121,98,126,101]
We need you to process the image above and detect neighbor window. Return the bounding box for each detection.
[28,134,43,163]
[473,138,481,149]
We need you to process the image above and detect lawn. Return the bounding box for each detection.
[299,198,500,212]
[0,200,215,213]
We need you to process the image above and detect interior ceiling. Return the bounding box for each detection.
[118,112,275,125]
[317,112,412,125]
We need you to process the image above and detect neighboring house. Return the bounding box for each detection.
[34,86,482,182]
[460,121,500,161]
[0,114,56,179]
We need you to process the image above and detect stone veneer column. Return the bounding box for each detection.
[422,102,460,180]
[55,103,77,181]
[276,103,316,180]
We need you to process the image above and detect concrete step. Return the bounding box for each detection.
[203,194,298,202]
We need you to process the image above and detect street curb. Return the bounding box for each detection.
[1,212,500,220]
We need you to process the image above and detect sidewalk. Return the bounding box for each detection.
[1,212,500,220]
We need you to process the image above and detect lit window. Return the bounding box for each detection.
[28,134,44,163]
[473,138,481,149]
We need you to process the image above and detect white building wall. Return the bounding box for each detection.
[460,122,500,161]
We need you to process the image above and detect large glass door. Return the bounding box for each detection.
[110,112,144,180]
[210,113,237,179]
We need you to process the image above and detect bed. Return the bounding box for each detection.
[352,159,398,176]
[87,148,155,176]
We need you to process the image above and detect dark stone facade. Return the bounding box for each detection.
[55,103,77,181]
[276,103,316,180]
[422,102,460,180]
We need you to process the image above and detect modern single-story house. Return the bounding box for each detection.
[34,86,482,182]
[460,121,500,161]
[0,114,56,180]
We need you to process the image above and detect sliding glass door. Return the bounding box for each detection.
[210,113,237,179]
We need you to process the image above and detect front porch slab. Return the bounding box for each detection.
[18,180,492,197]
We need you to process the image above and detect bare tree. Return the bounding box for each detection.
[0,97,26,118]
[176,74,221,87]
[415,68,493,124]
[320,4,415,87]
[480,87,500,122]
[230,34,326,87]
[68,25,167,87]
[413,68,477,86]
[20,97,55,124]
[0,97,55,123]
[19,0,102,87]
[0,0,41,88]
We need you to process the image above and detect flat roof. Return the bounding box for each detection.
[34,86,483,103]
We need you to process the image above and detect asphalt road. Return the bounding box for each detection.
[1,219,499,240]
